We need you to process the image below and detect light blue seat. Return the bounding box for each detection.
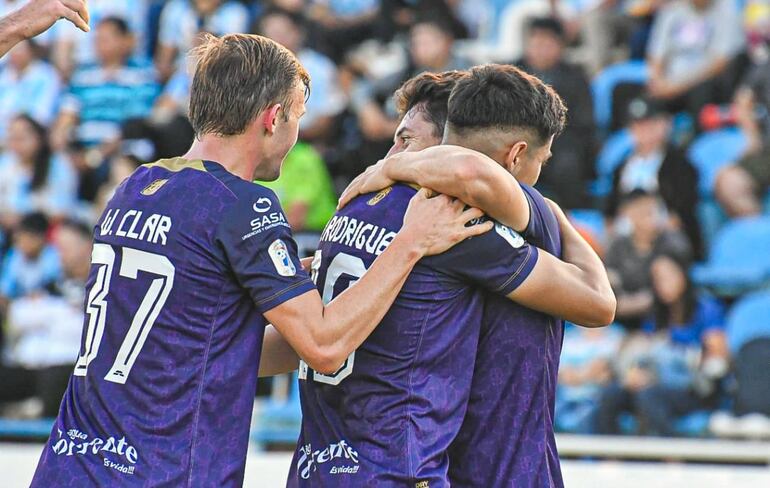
[692,216,770,296]
[0,418,54,440]
[687,128,748,197]
[251,373,302,446]
[725,291,770,355]
[568,209,606,244]
[591,61,649,132]
[592,129,635,197]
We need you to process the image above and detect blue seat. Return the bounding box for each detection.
[0,418,54,440]
[725,291,770,355]
[592,129,635,197]
[692,216,770,296]
[568,209,606,244]
[592,61,649,132]
[251,374,302,445]
[674,411,711,436]
[687,128,748,197]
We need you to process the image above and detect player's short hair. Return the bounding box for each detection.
[189,33,310,138]
[394,70,467,139]
[447,64,567,145]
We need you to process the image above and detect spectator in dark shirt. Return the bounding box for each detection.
[515,17,596,209]
[606,97,702,259]
[605,190,693,330]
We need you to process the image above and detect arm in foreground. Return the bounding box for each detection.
[339,145,531,232]
[0,0,89,58]
[263,190,492,374]
[508,200,616,327]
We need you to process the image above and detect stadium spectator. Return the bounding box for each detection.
[0,219,89,418]
[350,17,471,175]
[714,57,770,218]
[515,17,596,209]
[257,8,347,143]
[606,97,702,259]
[556,324,625,433]
[0,115,78,227]
[0,40,61,141]
[258,143,338,233]
[596,252,728,436]
[50,17,160,159]
[605,190,692,330]
[647,0,746,116]
[155,0,249,81]
[50,0,151,80]
[0,212,60,305]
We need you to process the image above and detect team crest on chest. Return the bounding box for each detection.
[141,179,169,196]
[367,187,392,206]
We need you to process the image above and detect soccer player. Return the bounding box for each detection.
[342,65,616,487]
[288,69,614,486]
[30,34,488,487]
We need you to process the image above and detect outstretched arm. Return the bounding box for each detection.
[508,200,615,327]
[0,0,89,58]
[339,145,531,232]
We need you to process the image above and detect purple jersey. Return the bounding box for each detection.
[448,185,565,488]
[287,184,539,487]
[32,158,315,487]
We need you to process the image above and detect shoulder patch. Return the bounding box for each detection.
[141,179,168,196]
[367,187,392,206]
[495,222,525,249]
[268,239,297,276]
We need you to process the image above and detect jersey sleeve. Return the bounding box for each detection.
[215,189,316,314]
[427,218,539,297]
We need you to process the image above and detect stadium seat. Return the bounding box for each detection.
[724,291,770,355]
[687,128,748,197]
[591,61,649,133]
[0,418,54,441]
[591,129,635,197]
[692,216,770,295]
[568,209,606,245]
[251,374,302,446]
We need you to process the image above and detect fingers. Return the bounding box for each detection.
[300,257,314,273]
[460,220,494,239]
[59,0,90,32]
[415,187,432,200]
[338,175,365,209]
[459,206,485,223]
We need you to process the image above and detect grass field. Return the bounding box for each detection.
[2,442,769,487]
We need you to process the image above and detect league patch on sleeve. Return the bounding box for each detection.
[494,222,525,249]
[268,239,297,276]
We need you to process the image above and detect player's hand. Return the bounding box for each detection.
[300,257,314,273]
[13,0,90,39]
[401,188,493,256]
[338,160,395,210]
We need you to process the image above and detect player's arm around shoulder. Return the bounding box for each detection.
[507,200,616,327]
[263,189,492,374]
[339,146,531,232]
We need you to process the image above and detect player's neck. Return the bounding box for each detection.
[184,135,262,182]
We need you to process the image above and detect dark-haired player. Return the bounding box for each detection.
[31,34,484,487]
[289,68,614,486]
[340,64,616,487]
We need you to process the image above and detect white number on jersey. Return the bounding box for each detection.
[299,251,368,386]
[74,244,175,384]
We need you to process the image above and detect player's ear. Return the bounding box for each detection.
[262,104,282,135]
[505,141,528,172]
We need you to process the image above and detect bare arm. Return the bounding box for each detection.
[339,145,531,231]
[508,200,616,327]
[259,325,299,377]
[0,0,89,58]
[264,190,492,374]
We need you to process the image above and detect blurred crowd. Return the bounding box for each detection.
[0,0,769,440]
